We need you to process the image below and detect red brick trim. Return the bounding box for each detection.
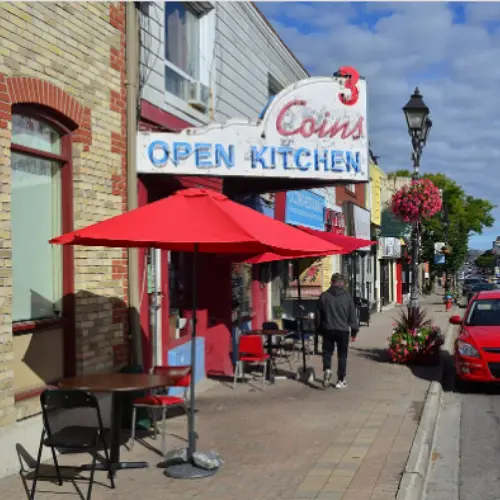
[109,3,129,361]
[0,73,92,151]
[109,2,125,32]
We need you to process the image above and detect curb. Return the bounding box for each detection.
[396,316,456,500]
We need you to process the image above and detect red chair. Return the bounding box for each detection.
[233,335,270,390]
[129,366,191,456]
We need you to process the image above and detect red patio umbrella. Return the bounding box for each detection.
[50,187,342,478]
[51,188,343,256]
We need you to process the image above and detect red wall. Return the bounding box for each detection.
[335,184,366,208]
[396,261,403,304]
[138,101,232,376]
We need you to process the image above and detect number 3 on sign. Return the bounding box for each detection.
[338,66,359,106]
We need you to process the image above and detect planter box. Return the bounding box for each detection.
[389,347,441,365]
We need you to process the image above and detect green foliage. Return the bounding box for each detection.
[394,308,432,333]
[419,173,495,274]
[475,251,496,270]
[388,169,412,179]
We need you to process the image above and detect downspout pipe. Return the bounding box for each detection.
[126,2,142,366]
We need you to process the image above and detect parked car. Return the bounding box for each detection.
[463,277,484,296]
[450,290,500,389]
[467,283,499,304]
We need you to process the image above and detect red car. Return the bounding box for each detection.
[450,289,500,388]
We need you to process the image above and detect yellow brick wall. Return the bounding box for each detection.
[0,2,128,427]
[370,162,385,227]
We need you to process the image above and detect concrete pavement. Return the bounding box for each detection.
[0,294,452,500]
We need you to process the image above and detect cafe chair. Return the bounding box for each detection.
[233,334,270,390]
[129,365,191,457]
[282,318,314,360]
[262,321,294,372]
[31,389,114,500]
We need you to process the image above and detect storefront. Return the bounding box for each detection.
[379,237,402,306]
[342,202,372,299]
[136,74,369,378]
[281,190,326,317]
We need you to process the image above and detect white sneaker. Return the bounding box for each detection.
[323,369,332,387]
[335,379,348,389]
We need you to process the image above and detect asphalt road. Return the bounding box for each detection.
[460,386,500,500]
[426,354,500,500]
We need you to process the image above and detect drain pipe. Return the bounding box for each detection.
[125,2,142,366]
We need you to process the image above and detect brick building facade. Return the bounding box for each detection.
[0,2,128,475]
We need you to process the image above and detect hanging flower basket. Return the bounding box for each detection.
[391,179,442,223]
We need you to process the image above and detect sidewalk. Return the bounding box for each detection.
[0,294,451,500]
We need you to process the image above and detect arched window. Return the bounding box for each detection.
[11,110,71,323]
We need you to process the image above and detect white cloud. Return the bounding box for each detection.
[257,2,499,248]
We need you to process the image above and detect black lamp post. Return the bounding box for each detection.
[403,88,432,317]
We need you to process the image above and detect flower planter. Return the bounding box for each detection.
[387,309,444,366]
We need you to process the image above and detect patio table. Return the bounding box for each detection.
[250,329,289,383]
[59,372,183,477]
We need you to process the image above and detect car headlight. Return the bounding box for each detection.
[457,340,480,358]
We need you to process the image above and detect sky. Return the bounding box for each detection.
[256,1,500,250]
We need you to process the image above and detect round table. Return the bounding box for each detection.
[60,372,183,477]
[251,330,289,382]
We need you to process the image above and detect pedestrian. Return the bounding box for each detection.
[315,273,359,389]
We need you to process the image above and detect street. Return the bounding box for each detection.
[426,347,500,500]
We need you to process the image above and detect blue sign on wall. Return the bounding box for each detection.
[285,190,326,230]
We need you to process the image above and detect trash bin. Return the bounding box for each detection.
[119,364,151,431]
[354,297,370,327]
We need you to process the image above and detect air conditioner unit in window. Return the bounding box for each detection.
[187,81,210,113]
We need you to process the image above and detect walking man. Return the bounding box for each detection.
[315,273,359,389]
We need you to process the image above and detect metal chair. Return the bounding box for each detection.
[233,334,270,389]
[31,389,114,500]
[129,365,191,457]
[262,321,293,371]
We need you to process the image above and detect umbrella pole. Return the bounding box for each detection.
[164,244,220,479]
[187,244,198,459]
[296,269,307,372]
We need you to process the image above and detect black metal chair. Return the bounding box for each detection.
[30,389,115,500]
[262,321,293,372]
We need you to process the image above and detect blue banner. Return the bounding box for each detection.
[434,254,445,265]
[285,190,326,230]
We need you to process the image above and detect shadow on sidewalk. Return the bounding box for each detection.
[352,346,443,384]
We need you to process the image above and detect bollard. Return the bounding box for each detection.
[445,297,453,311]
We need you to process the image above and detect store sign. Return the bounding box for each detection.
[137,73,368,182]
[325,207,345,235]
[285,190,326,230]
[380,237,401,259]
[434,242,446,254]
[286,258,323,299]
[353,204,371,251]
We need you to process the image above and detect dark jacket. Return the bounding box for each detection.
[315,285,359,334]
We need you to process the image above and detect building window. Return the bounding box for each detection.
[11,114,65,322]
[268,74,282,98]
[346,184,355,193]
[164,1,212,112]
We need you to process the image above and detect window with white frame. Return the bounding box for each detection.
[164,2,212,112]
[346,184,355,192]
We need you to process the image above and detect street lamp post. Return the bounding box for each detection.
[403,88,432,318]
